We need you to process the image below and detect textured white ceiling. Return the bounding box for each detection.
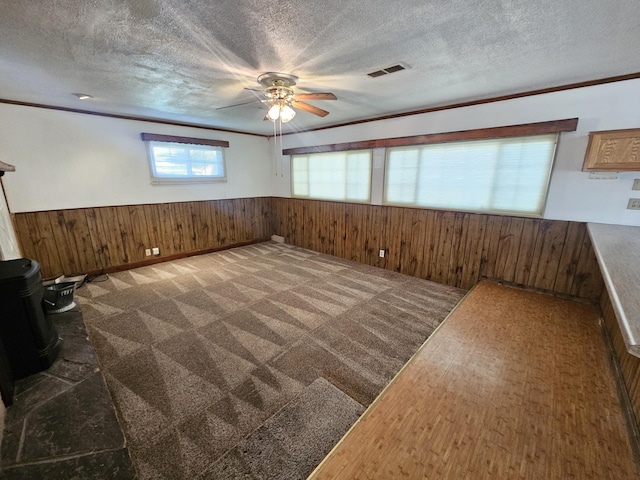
[1,0,639,136]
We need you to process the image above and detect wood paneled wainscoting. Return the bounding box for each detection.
[12,197,273,279]
[271,198,604,301]
[601,288,640,440]
[12,196,604,302]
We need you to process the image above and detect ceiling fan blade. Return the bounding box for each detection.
[292,101,330,117]
[215,98,264,110]
[293,92,337,101]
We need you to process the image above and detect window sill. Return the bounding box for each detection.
[151,177,227,185]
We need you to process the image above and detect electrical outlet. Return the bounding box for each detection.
[379,249,385,258]
[145,248,151,256]
[633,179,640,190]
[152,247,160,255]
[627,198,640,210]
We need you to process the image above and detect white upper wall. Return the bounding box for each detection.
[0,104,272,212]
[273,78,640,227]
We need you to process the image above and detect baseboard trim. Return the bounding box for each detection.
[81,238,271,278]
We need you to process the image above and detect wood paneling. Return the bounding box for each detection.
[14,196,604,301]
[13,198,273,278]
[271,198,604,300]
[601,288,640,431]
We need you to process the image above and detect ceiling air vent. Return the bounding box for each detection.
[367,64,407,78]
[367,70,387,78]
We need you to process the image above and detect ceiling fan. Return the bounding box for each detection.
[217,73,337,123]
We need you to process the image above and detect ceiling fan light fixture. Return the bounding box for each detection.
[218,73,334,129]
[280,104,296,123]
[267,103,281,121]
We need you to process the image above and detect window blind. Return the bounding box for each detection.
[384,134,558,216]
[292,150,372,202]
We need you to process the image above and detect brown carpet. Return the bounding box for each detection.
[76,242,465,479]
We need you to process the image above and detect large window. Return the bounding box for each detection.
[292,150,372,202]
[384,134,558,216]
[141,133,228,185]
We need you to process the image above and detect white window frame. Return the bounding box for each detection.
[141,133,228,185]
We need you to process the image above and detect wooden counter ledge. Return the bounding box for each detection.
[309,281,639,479]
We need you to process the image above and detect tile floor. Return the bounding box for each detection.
[0,308,136,479]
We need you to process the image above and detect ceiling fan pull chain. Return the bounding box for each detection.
[279,116,284,178]
[274,119,278,176]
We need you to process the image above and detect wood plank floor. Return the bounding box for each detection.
[309,281,639,479]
